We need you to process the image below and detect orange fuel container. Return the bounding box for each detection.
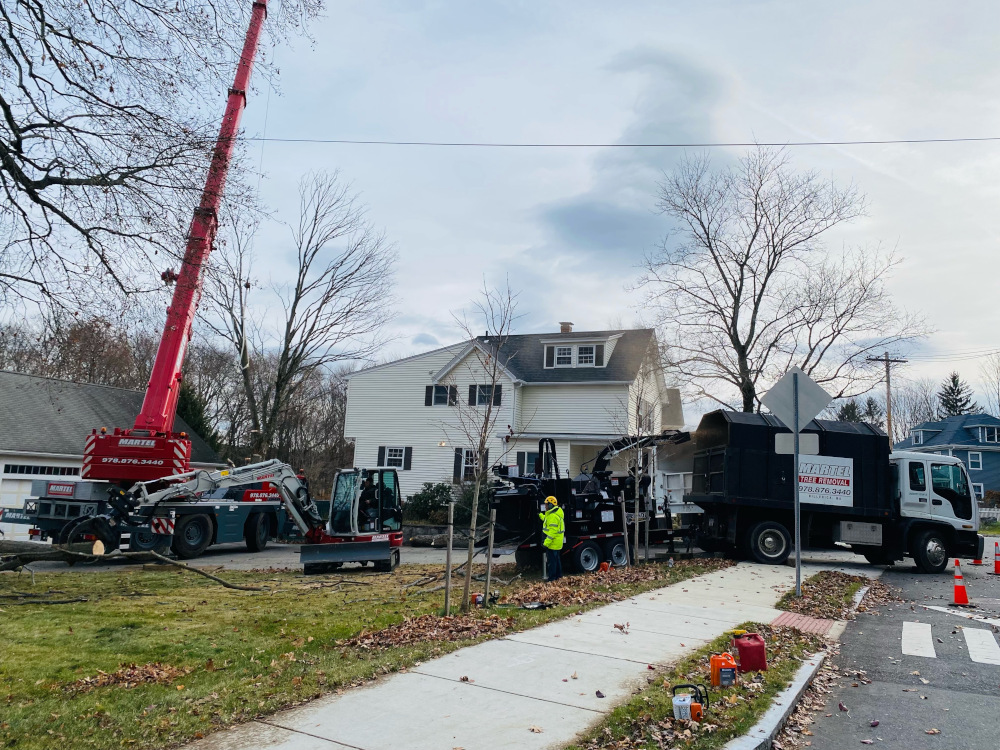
[733,632,768,673]
[710,652,738,687]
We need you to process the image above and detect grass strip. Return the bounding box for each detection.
[775,570,866,621]
[0,558,730,749]
[569,622,826,750]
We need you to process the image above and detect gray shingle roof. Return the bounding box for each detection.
[0,371,222,465]
[895,413,1000,450]
[477,328,655,383]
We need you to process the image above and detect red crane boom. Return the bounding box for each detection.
[83,0,269,483]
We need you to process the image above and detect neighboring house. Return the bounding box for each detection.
[344,325,685,500]
[0,371,224,539]
[894,413,1000,501]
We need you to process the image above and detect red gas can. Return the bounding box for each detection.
[733,632,767,673]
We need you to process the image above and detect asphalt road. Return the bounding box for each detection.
[807,561,1000,750]
[23,539,516,572]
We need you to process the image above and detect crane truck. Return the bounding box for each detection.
[4,1,403,570]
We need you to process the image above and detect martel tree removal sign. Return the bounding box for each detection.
[798,455,853,507]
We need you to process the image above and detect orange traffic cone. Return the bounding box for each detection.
[992,541,1000,576]
[953,559,971,606]
[972,553,984,566]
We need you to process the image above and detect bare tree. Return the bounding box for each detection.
[0,0,322,308]
[637,148,925,412]
[981,353,1000,416]
[445,281,520,612]
[204,170,396,456]
[885,377,938,444]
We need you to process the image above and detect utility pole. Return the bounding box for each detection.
[868,352,908,447]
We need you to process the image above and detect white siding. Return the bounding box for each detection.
[517,385,629,434]
[345,345,516,499]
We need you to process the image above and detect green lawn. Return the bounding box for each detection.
[0,559,730,749]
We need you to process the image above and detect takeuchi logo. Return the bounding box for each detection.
[118,438,157,448]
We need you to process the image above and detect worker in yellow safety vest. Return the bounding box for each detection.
[539,495,565,582]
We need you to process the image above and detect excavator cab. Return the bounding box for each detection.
[328,468,402,536]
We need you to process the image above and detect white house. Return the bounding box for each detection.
[0,371,223,539]
[344,325,685,500]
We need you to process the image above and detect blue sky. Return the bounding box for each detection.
[236,0,1000,401]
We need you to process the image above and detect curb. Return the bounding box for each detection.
[723,580,871,749]
[722,652,827,750]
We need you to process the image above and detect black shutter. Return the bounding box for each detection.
[403,447,412,470]
[595,344,605,367]
[424,385,433,406]
[468,384,477,406]
[517,451,525,475]
[483,449,489,471]
[448,385,458,405]
[545,346,554,368]
[493,383,502,406]
[377,446,386,466]
[453,448,463,483]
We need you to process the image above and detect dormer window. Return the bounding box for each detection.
[981,427,999,443]
[544,343,606,369]
[912,431,923,445]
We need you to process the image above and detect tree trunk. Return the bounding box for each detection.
[460,476,483,612]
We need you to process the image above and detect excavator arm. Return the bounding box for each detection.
[127,459,325,535]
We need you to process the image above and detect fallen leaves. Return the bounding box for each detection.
[528,725,544,733]
[339,613,515,651]
[925,728,941,735]
[614,622,630,635]
[66,663,193,694]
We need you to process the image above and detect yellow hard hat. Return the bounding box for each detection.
[545,496,558,506]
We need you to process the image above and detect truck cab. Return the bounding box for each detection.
[890,451,980,571]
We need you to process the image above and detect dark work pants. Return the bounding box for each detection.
[546,548,563,581]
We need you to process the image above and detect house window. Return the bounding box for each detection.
[555,346,573,366]
[470,384,502,406]
[968,452,983,471]
[912,431,923,445]
[982,427,1000,443]
[464,450,478,480]
[544,343,607,368]
[577,345,595,365]
[973,483,985,500]
[425,385,457,406]
[377,446,411,470]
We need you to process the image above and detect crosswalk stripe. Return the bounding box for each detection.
[962,628,1000,665]
[901,621,936,658]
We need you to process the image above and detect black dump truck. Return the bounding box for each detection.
[688,411,984,573]
[492,436,691,572]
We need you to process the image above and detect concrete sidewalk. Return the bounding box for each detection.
[188,560,851,750]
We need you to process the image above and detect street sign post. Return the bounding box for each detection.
[761,367,833,597]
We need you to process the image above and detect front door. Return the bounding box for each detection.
[900,459,931,518]
[929,462,974,524]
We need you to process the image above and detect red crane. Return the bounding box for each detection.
[83,0,269,483]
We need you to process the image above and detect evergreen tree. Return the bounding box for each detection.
[862,396,885,428]
[936,371,979,418]
[836,399,863,422]
[176,381,221,452]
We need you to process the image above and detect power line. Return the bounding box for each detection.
[243,134,1000,148]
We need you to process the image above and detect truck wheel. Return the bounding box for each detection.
[244,512,270,552]
[746,521,791,565]
[129,529,171,555]
[912,530,949,574]
[171,514,213,559]
[571,541,602,573]
[603,539,629,567]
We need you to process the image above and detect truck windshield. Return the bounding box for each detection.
[930,463,973,520]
